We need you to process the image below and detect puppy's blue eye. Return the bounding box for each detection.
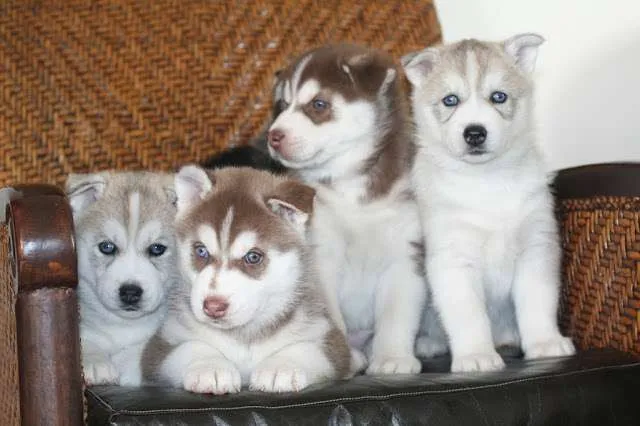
[98,240,117,255]
[148,243,167,257]
[311,99,329,110]
[490,91,508,104]
[194,243,209,259]
[442,94,459,107]
[243,249,264,265]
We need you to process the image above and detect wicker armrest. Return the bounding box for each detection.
[1,184,83,426]
[554,162,640,357]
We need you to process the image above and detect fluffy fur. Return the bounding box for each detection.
[66,171,178,386]
[144,166,354,394]
[265,44,426,375]
[404,34,575,372]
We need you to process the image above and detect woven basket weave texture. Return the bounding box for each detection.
[0,226,19,426]
[559,196,640,356]
[0,0,442,187]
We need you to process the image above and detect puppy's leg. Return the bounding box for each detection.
[250,341,336,392]
[80,330,119,385]
[427,227,505,372]
[415,301,449,358]
[160,341,241,394]
[366,260,425,375]
[312,224,348,334]
[513,211,575,359]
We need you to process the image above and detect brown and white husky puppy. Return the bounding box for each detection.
[144,166,355,393]
[264,44,426,375]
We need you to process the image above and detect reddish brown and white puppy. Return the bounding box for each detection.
[265,44,426,375]
[144,166,354,393]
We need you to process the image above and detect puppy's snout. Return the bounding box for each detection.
[119,283,143,306]
[268,129,285,150]
[203,296,229,319]
[463,125,487,147]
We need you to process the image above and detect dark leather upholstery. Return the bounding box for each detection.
[86,349,639,425]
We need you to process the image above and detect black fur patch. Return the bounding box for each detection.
[201,143,287,174]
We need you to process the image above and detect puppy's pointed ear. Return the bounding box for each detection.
[401,47,439,87]
[65,172,108,218]
[265,180,316,235]
[504,33,545,73]
[341,52,397,94]
[174,165,214,216]
[162,175,178,207]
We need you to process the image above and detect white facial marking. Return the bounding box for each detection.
[297,79,321,105]
[137,219,163,248]
[290,53,313,101]
[128,192,141,243]
[220,207,235,253]
[466,50,479,94]
[229,231,258,260]
[103,218,127,249]
[283,80,292,104]
[198,224,219,256]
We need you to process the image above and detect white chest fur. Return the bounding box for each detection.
[311,178,422,332]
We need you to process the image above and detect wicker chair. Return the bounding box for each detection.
[1,1,638,425]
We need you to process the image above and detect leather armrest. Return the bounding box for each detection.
[553,162,640,356]
[553,162,640,199]
[1,184,84,426]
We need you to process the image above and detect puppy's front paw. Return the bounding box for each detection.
[250,363,309,392]
[83,357,119,385]
[451,351,505,373]
[183,361,241,395]
[524,337,576,360]
[366,355,421,375]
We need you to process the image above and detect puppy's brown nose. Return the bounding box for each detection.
[203,296,229,319]
[268,129,285,150]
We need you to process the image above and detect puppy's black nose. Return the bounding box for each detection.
[119,283,143,306]
[463,125,487,147]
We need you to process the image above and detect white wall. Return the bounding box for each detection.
[434,0,640,170]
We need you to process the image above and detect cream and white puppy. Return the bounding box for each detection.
[143,166,354,393]
[404,34,575,372]
[67,171,178,386]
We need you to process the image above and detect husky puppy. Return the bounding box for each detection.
[265,44,426,375]
[145,166,353,394]
[66,171,178,385]
[403,34,576,372]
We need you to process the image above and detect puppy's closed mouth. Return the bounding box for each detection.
[467,148,487,156]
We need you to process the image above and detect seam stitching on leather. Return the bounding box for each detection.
[94,361,640,418]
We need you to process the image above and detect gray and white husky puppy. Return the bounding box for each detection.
[403,34,576,372]
[67,171,178,385]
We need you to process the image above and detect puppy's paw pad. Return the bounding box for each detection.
[451,352,505,373]
[84,362,119,385]
[250,366,309,392]
[366,356,421,375]
[525,337,576,360]
[183,365,241,395]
